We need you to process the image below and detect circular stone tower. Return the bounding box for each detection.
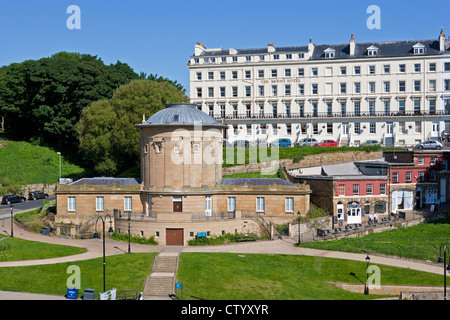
[136,103,226,193]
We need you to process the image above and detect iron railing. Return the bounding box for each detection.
[212,110,448,121]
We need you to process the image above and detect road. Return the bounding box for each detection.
[0,196,55,221]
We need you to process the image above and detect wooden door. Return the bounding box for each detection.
[173,197,182,212]
[166,228,184,246]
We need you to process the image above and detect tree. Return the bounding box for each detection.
[0,52,139,149]
[77,79,189,176]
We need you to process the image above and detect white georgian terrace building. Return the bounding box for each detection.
[188,29,450,147]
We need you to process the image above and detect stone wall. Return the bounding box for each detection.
[332,282,444,298]
[115,216,264,246]
[222,151,383,176]
[15,183,57,197]
[289,216,332,238]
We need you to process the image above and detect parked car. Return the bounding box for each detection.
[256,139,268,147]
[270,138,292,147]
[415,140,443,150]
[362,140,380,146]
[314,140,338,147]
[28,191,49,200]
[297,138,318,147]
[1,195,26,205]
[233,140,250,147]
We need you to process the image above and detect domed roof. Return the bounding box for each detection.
[137,103,226,128]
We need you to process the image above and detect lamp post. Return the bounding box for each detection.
[297,210,301,246]
[9,204,13,238]
[56,152,61,182]
[364,255,370,295]
[127,212,131,254]
[95,214,114,293]
[437,244,450,300]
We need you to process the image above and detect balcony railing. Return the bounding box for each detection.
[212,110,449,121]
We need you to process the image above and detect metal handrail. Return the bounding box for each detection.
[212,110,447,121]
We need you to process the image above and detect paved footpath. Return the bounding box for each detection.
[0,219,445,299]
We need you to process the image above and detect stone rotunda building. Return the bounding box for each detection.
[55,103,311,245]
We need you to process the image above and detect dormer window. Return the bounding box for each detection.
[413,43,425,55]
[324,48,336,59]
[367,45,379,56]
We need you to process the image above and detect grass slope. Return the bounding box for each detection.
[302,219,450,262]
[0,138,85,186]
[0,253,156,298]
[222,145,382,167]
[177,253,446,300]
[0,234,86,261]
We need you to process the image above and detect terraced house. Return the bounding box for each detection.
[288,150,450,228]
[189,28,450,147]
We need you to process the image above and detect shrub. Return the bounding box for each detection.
[187,233,260,246]
[109,231,158,245]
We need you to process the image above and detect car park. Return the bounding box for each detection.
[28,191,49,200]
[297,138,318,147]
[1,195,26,205]
[314,140,338,147]
[415,140,443,150]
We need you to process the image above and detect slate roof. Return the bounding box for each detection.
[70,177,141,186]
[321,162,362,176]
[137,103,226,128]
[196,38,449,59]
[220,178,295,186]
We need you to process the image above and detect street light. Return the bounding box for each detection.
[94,214,114,293]
[437,244,450,300]
[9,204,13,238]
[56,152,61,182]
[364,255,370,295]
[297,210,301,246]
[127,212,131,254]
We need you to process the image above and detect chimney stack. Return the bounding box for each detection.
[350,34,356,56]
[440,27,446,52]
[308,38,314,57]
[194,42,207,56]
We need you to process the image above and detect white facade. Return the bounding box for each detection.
[188,30,450,147]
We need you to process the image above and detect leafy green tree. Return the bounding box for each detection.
[0,52,139,149]
[77,79,189,176]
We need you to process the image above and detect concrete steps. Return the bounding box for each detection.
[144,275,175,297]
[152,256,178,273]
[143,248,182,299]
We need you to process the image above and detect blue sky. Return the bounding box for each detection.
[0,0,448,92]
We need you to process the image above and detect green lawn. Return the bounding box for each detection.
[0,253,156,298]
[176,253,446,300]
[301,219,450,262]
[0,234,86,261]
[0,138,86,186]
[222,145,383,167]
[223,169,286,180]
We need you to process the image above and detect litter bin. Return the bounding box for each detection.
[41,227,50,235]
[83,289,96,300]
[66,288,78,300]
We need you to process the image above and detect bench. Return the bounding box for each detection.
[116,290,140,300]
[236,234,257,242]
